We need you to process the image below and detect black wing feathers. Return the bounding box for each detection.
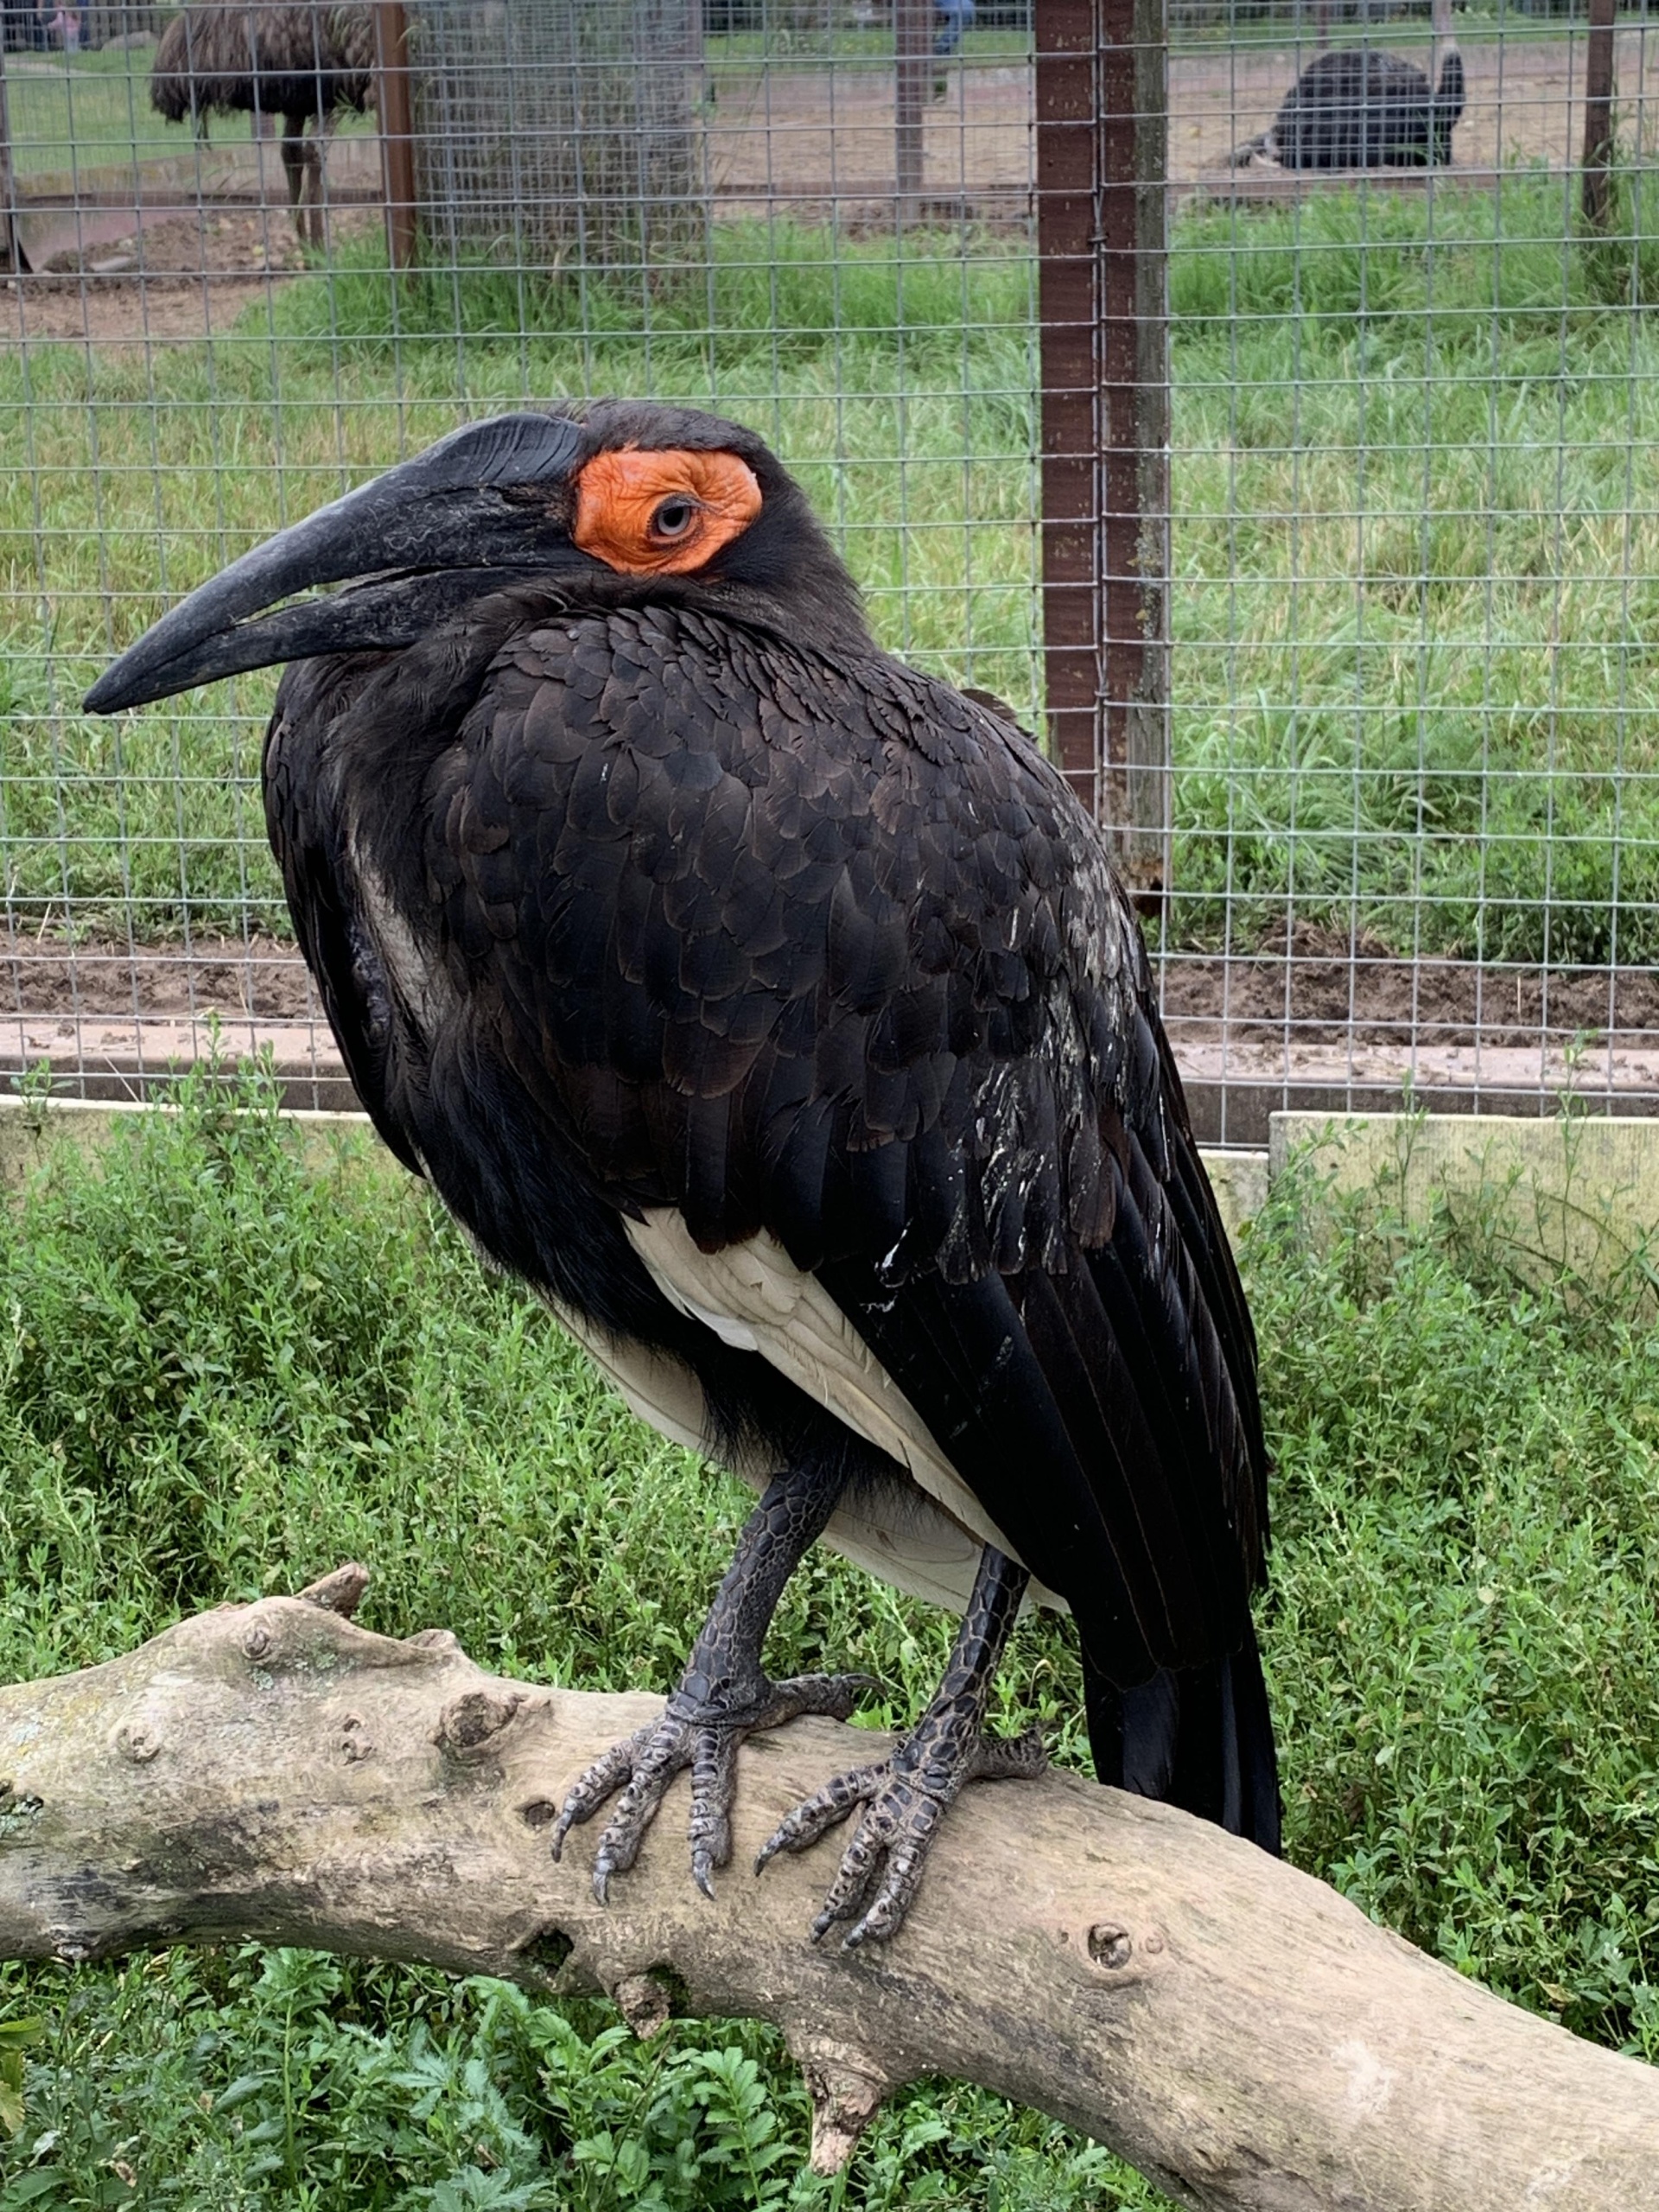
[263,653,422,1178]
[479,607,1262,1673]
[273,591,1268,1713]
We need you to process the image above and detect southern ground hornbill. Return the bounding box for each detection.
[87,404,1281,1945]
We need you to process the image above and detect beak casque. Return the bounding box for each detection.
[84,412,592,714]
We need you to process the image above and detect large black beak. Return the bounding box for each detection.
[84,412,591,715]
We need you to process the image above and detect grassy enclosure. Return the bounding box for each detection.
[7,177,1659,965]
[6,49,1659,2187]
[0,1080,1656,2203]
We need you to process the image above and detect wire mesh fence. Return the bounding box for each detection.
[3,0,1659,1141]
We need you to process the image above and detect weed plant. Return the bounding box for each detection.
[0,1074,1655,2203]
[7,183,1659,961]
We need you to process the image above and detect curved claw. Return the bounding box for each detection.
[689,1725,741,1899]
[550,1671,878,1909]
[550,1729,645,1863]
[753,1758,883,1877]
[762,1723,1047,1949]
[811,1780,944,1948]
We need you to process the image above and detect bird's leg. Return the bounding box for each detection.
[299,132,324,250]
[307,111,337,250]
[551,1456,871,1904]
[278,118,307,240]
[756,1545,1044,1948]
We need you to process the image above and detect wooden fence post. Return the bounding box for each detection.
[1581,0,1618,233]
[1034,0,1171,894]
[895,0,930,226]
[0,40,18,276]
[375,0,417,270]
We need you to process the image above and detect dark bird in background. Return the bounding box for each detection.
[86,404,1281,1944]
[1234,0,1464,170]
[150,2,376,246]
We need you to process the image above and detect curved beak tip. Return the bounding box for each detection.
[82,673,125,715]
[79,411,588,715]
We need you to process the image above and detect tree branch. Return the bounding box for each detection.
[1,1571,1655,2209]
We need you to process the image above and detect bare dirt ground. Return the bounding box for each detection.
[3,213,308,345]
[1161,920,1659,1052]
[3,35,1643,347]
[2,138,378,346]
[709,34,1658,209]
[5,934,316,1024]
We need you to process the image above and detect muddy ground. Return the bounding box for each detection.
[1160,921,1659,1053]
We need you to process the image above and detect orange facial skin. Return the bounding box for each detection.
[572,448,763,577]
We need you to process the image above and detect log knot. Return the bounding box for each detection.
[435,1688,526,1763]
[111,1720,162,1766]
[338,1713,374,1764]
[1088,1923,1133,1969]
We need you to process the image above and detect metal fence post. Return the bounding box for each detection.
[1035,0,1171,897]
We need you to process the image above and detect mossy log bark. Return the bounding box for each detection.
[0,1568,1656,2210]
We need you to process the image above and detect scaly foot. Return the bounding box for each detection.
[551,1669,872,1902]
[755,1544,1041,1946]
[754,1711,1045,1947]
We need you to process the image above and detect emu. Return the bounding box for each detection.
[1235,0,1465,171]
[150,2,377,247]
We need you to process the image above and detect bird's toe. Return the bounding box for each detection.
[760,1717,1046,1947]
[753,1670,877,1729]
[753,1758,882,1873]
[688,1724,742,1897]
[810,1777,943,1947]
[553,1672,879,1906]
[550,1727,650,1861]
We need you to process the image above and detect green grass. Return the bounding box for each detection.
[0,1076,1656,2204]
[1168,175,1659,964]
[7,181,1659,961]
[3,48,180,180]
[2,45,376,181]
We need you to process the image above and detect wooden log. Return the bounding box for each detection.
[1,1569,1656,2208]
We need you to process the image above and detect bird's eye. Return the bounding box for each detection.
[649,497,698,542]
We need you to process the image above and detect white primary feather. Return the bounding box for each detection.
[604,1210,1066,1618]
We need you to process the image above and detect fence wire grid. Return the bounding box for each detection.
[4,0,1659,1143]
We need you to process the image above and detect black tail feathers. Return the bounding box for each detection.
[1084,1629,1281,1854]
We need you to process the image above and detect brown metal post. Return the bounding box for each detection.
[375,0,418,270]
[1581,0,1618,233]
[895,0,931,225]
[1034,0,1170,888]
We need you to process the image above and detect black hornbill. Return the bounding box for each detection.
[87,404,1281,1945]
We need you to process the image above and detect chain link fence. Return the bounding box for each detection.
[3,0,1657,1141]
